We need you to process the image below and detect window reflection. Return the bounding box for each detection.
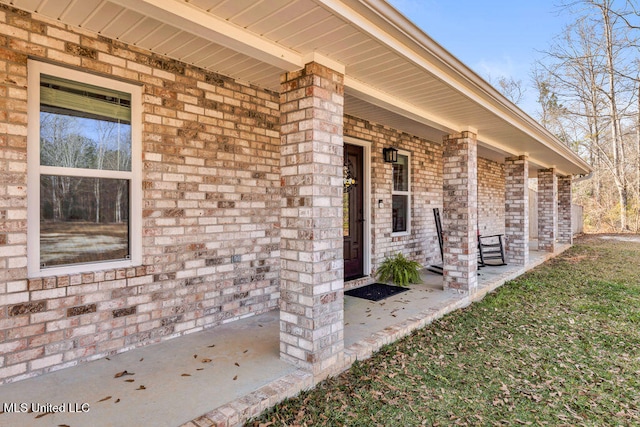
[40,176,129,267]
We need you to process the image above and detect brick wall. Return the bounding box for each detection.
[442,131,478,292]
[343,116,442,271]
[0,3,519,385]
[279,62,345,376]
[505,156,529,265]
[478,158,505,236]
[538,168,558,252]
[0,5,280,383]
[557,175,572,244]
[342,119,506,272]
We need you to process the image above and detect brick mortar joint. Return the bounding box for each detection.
[27,265,150,289]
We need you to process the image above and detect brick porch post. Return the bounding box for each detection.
[504,155,529,265]
[442,131,478,293]
[557,175,573,244]
[279,62,345,377]
[538,168,557,252]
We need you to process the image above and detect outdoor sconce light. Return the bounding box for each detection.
[383,147,398,163]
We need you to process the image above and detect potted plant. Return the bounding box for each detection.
[375,253,422,287]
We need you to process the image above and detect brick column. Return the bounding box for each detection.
[279,62,344,376]
[442,131,478,293]
[557,175,573,244]
[504,155,529,265]
[537,168,557,252]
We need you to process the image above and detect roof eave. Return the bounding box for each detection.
[331,0,591,175]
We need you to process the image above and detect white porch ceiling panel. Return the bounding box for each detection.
[2,0,591,175]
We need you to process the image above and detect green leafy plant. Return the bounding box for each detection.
[375,253,422,287]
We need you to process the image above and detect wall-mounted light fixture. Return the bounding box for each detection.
[383,147,398,163]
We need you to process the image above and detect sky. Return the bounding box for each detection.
[386,0,574,118]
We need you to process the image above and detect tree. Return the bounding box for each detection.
[531,67,571,145]
[40,113,92,221]
[486,74,526,105]
[535,0,640,232]
[39,112,132,225]
[495,75,525,105]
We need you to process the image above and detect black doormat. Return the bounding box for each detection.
[345,283,409,302]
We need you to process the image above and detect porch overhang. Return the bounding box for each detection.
[7,0,592,176]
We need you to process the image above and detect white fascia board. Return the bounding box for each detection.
[316,0,507,117]
[304,52,346,74]
[319,0,591,174]
[345,76,456,134]
[110,0,304,71]
[477,137,560,175]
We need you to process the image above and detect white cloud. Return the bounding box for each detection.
[474,56,518,82]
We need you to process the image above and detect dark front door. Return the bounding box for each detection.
[343,144,364,280]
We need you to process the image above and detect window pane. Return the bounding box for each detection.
[40,175,129,267]
[392,194,408,232]
[393,154,408,191]
[40,74,131,172]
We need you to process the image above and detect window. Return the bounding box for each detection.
[27,60,141,277]
[392,152,410,234]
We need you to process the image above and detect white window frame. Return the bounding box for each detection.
[392,150,411,236]
[27,60,142,278]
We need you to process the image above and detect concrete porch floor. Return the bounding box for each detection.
[0,243,569,427]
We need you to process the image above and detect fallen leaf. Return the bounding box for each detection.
[193,354,198,359]
[106,357,110,361]
[196,368,204,371]
[136,385,146,390]
[201,358,212,363]
[98,396,112,402]
[114,370,134,378]
[115,399,120,403]
[235,362,240,367]
[243,349,248,353]
[35,412,53,419]
[58,424,70,427]
[139,358,144,362]
[181,373,191,377]
[233,375,238,380]
[207,344,216,348]
[124,379,135,383]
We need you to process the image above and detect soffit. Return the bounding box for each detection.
[3,0,591,175]
[345,94,576,176]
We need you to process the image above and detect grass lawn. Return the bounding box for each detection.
[249,235,640,426]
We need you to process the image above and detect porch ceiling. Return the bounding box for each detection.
[5,0,592,176]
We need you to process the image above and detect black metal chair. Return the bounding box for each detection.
[428,208,507,274]
[427,208,444,275]
[477,233,507,267]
